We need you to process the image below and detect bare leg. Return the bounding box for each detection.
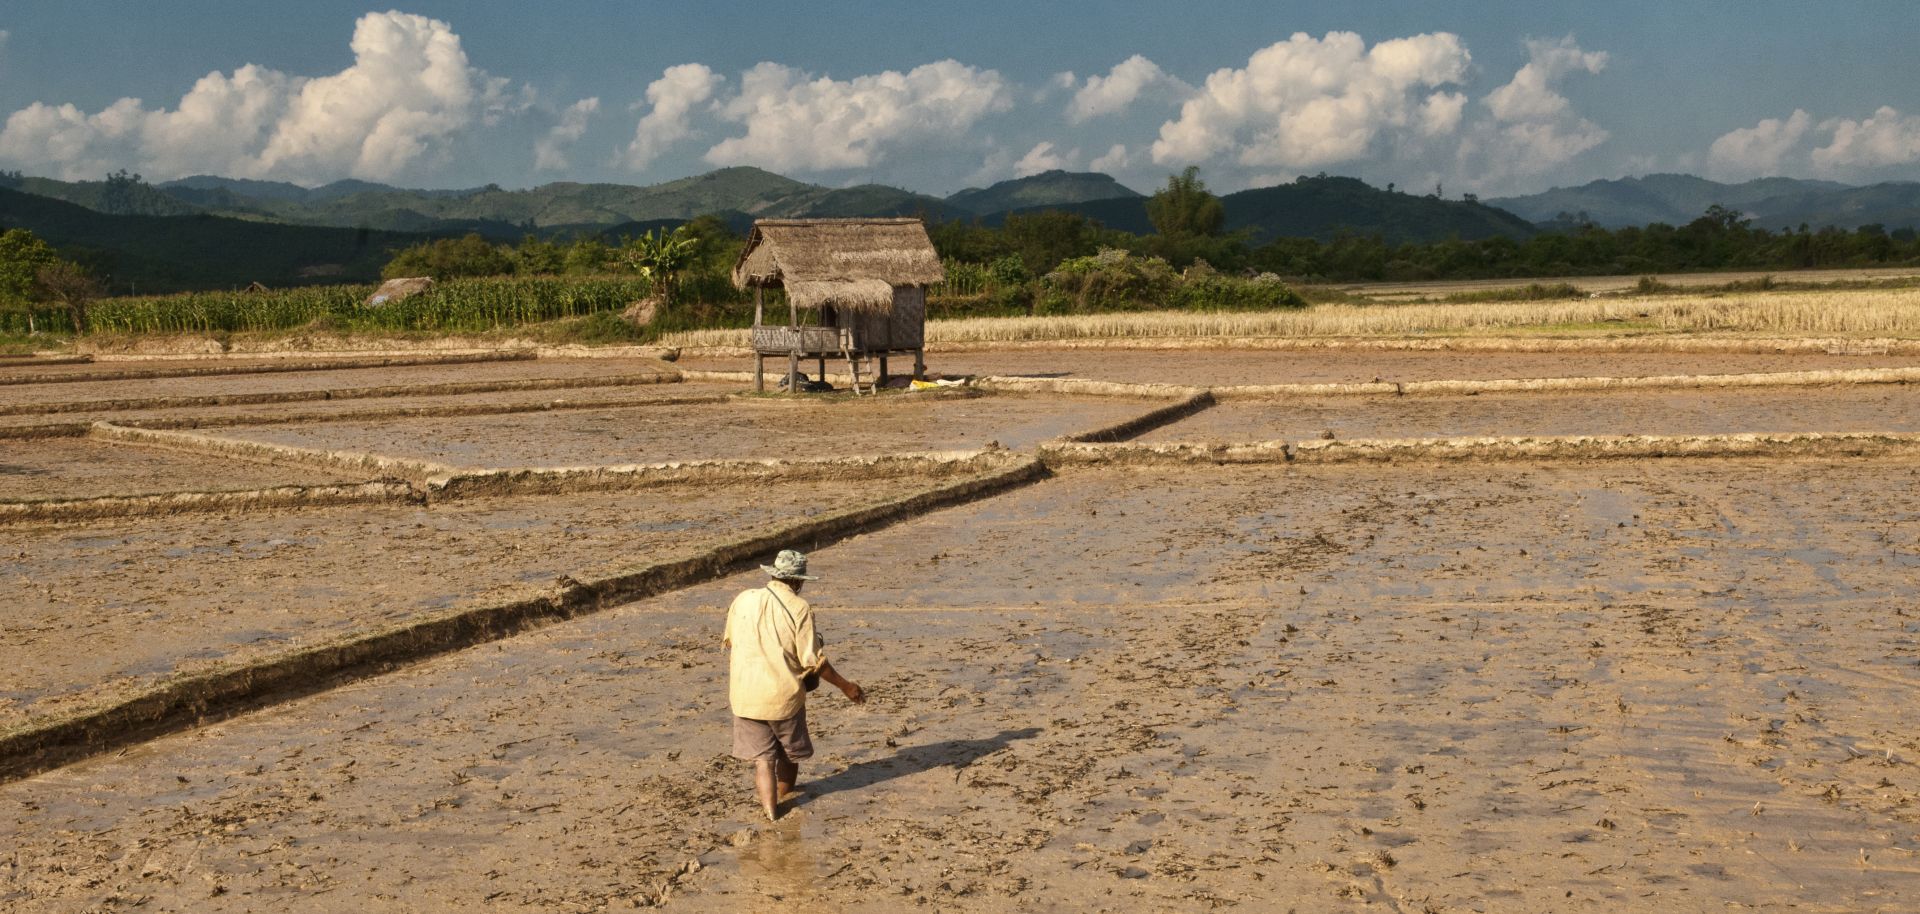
[776,757,801,800]
[753,759,778,821]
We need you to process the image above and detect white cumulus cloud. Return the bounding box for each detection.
[1090,143,1131,172]
[1014,141,1072,176]
[0,11,517,183]
[1150,31,1471,169]
[1706,106,1920,180]
[704,60,1010,172]
[1484,36,1606,124]
[1032,70,1077,104]
[0,98,149,181]
[1708,109,1811,178]
[1068,55,1188,123]
[535,97,600,171]
[1458,36,1610,183]
[1813,106,1920,172]
[620,63,721,170]
[1418,92,1468,136]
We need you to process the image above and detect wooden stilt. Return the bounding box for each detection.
[753,286,766,394]
[787,295,799,395]
[878,355,889,387]
[914,348,925,380]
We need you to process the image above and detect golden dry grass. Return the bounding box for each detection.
[662,286,1920,348]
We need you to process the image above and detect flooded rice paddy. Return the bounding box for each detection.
[2,347,1918,912]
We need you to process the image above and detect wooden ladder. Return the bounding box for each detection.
[842,344,877,396]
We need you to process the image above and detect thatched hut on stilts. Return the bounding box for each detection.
[732,218,942,394]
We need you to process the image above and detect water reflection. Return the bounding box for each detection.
[738,816,820,903]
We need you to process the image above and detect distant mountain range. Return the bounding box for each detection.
[152,167,964,237]
[11,166,1918,242]
[4,166,1532,243]
[1487,174,1920,231]
[6,163,1917,293]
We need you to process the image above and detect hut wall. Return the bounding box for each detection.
[831,286,924,352]
[834,307,889,352]
[888,286,926,350]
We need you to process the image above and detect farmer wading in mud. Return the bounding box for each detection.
[724,549,865,820]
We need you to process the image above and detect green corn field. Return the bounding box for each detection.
[939,259,992,297]
[4,276,661,336]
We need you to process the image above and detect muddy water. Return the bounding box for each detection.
[0,477,933,730]
[680,348,1920,386]
[1145,383,1920,442]
[5,357,676,409]
[0,382,742,430]
[0,439,370,501]
[3,460,1916,912]
[213,394,1150,467]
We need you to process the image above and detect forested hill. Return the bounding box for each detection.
[990,175,1538,243]
[1223,177,1536,242]
[0,186,421,293]
[946,170,1143,215]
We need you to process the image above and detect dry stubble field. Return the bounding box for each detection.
[3,344,1919,913]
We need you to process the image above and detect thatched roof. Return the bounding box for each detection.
[732,218,943,313]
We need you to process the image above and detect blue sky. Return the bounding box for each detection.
[1,1,1916,196]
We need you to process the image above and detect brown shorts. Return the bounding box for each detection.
[732,709,813,762]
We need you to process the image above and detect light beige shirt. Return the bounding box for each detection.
[722,580,825,721]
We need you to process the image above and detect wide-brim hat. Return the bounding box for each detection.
[761,549,820,581]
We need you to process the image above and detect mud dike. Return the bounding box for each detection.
[3,345,1918,912]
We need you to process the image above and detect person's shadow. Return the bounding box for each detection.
[801,727,1042,799]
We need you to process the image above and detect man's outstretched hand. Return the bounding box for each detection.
[817,660,865,704]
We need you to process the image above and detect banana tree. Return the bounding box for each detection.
[623,227,697,308]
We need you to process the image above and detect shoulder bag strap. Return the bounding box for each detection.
[764,586,800,631]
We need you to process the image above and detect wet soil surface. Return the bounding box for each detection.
[213,394,1149,467]
[1145,383,1920,442]
[6,358,677,410]
[0,382,741,430]
[0,355,526,383]
[4,461,1917,912]
[0,477,935,731]
[776,348,1920,386]
[0,440,370,502]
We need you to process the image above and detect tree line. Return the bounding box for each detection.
[931,175,1920,283]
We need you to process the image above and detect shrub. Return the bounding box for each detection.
[986,254,1030,287]
[1042,249,1179,314]
[1039,248,1301,314]
[382,234,515,280]
[1168,275,1307,311]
